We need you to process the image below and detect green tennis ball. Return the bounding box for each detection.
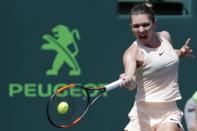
[57,101,69,114]
[192,91,197,103]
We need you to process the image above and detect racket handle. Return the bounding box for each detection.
[104,79,123,92]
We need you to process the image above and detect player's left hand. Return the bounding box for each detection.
[180,38,195,58]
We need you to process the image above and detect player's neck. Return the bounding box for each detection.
[145,33,160,48]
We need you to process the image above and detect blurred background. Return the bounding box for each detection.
[0,0,196,131]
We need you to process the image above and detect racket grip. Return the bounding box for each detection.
[104,79,123,92]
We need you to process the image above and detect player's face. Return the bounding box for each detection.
[131,14,156,45]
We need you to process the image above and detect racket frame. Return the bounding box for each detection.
[47,84,106,128]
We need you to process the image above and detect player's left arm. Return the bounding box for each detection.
[176,38,194,58]
[160,31,194,59]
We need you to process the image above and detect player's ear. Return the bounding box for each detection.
[153,18,157,30]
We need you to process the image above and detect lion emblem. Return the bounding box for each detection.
[41,24,81,76]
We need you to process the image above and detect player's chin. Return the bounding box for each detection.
[137,36,148,43]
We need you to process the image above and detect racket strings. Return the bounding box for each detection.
[47,84,107,128]
[47,85,89,127]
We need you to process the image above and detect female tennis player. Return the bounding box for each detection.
[120,3,194,131]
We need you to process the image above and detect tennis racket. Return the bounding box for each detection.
[47,79,123,128]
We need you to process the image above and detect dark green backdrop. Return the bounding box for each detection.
[1,0,196,131]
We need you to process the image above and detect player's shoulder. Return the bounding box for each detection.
[127,41,138,52]
[124,41,138,57]
[158,31,172,43]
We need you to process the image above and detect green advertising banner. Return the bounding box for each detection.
[1,0,197,131]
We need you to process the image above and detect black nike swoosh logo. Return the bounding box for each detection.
[170,118,178,121]
[159,52,164,56]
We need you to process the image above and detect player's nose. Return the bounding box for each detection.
[138,26,145,33]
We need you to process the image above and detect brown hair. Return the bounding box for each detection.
[129,3,155,22]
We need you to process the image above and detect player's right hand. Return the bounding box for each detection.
[119,73,136,90]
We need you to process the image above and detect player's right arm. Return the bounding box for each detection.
[120,42,138,90]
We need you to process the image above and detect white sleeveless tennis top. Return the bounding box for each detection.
[134,35,182,103]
